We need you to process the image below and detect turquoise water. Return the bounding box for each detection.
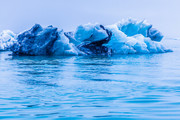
[0,39,180,120]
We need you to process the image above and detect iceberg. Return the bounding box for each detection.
[74,24,109,43]
[7,18,172,56]
[0,30,17,51]
[117,19,163,42]
[104,19,171,54]
[74,24,112,55]
[11,24,58,55]
[11,24,81,56]
[51,30,83,56]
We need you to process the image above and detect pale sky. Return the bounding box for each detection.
[0,0,180,38]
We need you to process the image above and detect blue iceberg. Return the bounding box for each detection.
[11,24,81,56]
[74,24,112,55]
[74,23,109,43]
[7,18,172,56]
[11,24,58,55]
[117,19,163,42]
[104,19,171,54]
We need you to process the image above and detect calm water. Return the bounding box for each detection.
[0,39,180,120]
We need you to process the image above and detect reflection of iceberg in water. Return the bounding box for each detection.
[0,30,17,51]
[1,18,172,55]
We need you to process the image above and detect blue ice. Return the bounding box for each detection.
[0,18,172,55]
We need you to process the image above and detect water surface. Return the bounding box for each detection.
[0,39,180,120]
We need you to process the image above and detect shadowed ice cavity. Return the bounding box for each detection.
[0,18,173,56]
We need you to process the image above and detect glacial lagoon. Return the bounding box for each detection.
[0,38,180,120]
